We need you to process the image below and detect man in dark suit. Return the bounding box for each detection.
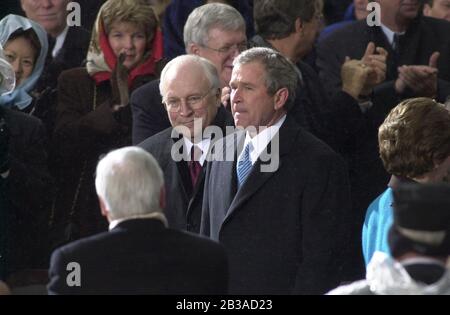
[47,147,228,295]
[201,47,353,294]
[21,0,91,135]
[328,183,450,295]
[317,0,450,262]
[139,55,234,233]
[131,3,247,144]
[317,0,450,108]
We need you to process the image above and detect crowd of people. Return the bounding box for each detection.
[0,0,449,295]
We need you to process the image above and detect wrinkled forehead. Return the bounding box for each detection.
[205,27,246,46]
[162,62,210,94]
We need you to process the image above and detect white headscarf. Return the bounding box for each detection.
[0,14,48,110]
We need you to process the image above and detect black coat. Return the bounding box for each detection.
[316,18,450,257]
[317,17,450,101]
[138,106,234,233]
[0,107,52,275]
[201,115,353,294]
[48,218,229,295]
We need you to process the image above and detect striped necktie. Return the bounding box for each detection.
[236,143,253,188]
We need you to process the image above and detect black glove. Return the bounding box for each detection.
[0,116,9,174]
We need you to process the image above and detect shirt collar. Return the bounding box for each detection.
[183,137,211,166]
[240,115,286,165]
[109,212,168,230]
[53,25,69,58]
[380,23,405,48]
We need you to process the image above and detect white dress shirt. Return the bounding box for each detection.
[183,137,211,166]
[52,25,69,58]
[238,115,286,165]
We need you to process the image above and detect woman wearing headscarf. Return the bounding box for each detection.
[52,0,164,245]
[0,14,48,112]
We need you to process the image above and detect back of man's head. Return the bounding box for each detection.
[95,147,164,221]
[378,97,450,179]
[253,0,321,40]
[389,183,450,259]
[183,3,246,51]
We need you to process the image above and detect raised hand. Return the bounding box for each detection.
[395,52,439,97]
[360,42,388,94]
[341,57,371,100]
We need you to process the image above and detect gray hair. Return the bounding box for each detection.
[159,54,221,97]
[254,0,322,40]
[95,147,164,220]
[233,47,298,111]
[183,3,246,52]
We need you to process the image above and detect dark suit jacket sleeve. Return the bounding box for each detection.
[294,153,352,294]
[8,118,51,206]
[328,90,370,153]
[369,78,450,131]
[206,242,229,295]
[199,162,212,237]
[47,248,72,295]
[316,35,345,99]
[131,80,169,145]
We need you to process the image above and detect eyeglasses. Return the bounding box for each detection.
[163,87,216,113]
[201,42,248,55]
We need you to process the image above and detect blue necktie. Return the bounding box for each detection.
[237,143,253,188]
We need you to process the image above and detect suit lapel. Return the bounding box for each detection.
[401,20,422,67]
[188,106,235,214]
[162,132,192,197]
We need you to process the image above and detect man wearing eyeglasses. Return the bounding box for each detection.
[138,55,233,233]
[131,3,246,145]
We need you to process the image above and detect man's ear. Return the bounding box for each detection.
[159,186,166,210]
[98,196,109,218]
[274,87,289,111]
[188,43,202,56]
[295,17,304,35]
